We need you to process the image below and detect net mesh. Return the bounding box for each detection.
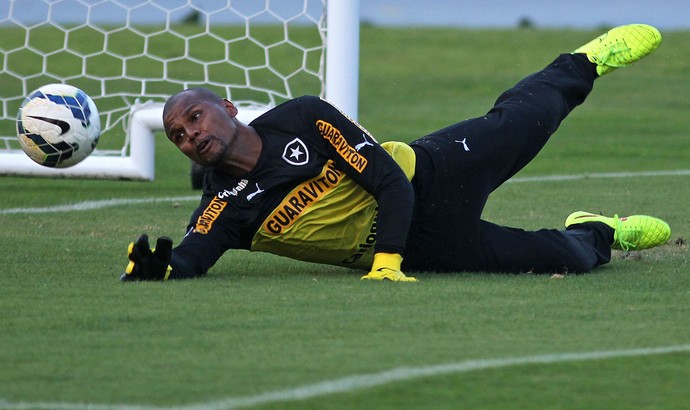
[0,0,326,155]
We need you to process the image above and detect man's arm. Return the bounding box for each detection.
[305,97,417,281]
[122,193,245,281]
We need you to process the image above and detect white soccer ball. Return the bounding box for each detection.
[16,84,101,168]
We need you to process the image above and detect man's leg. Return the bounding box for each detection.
[405,25,665,273]
[478,221,614,274]
[410,52,596,196]
[405,53,596,272]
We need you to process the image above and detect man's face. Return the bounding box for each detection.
[163,93,239,167]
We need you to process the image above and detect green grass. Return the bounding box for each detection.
[1,26,689,409]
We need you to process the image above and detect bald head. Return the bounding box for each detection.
[161,87,260,174]
[162,88,230,138]
[163,88,223,119]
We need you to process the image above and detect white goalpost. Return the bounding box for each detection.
[0,0,360,180]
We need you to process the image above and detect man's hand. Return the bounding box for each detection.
[120,234,173,282]
[361,267,418,282]
[361,252,418,282]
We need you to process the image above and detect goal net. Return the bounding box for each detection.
[0,0,359,180]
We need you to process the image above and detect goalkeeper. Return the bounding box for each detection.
[123,24,671,282]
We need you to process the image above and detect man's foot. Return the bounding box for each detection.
[565,211,671,251]
[573,24,662,76]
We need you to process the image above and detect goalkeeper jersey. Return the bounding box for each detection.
[170,96,415,278]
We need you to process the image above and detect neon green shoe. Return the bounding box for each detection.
[573,24,662,76]
[565,211,671,251]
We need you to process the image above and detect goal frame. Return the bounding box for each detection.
[0,0,360,181]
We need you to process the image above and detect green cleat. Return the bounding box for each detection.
[565,211,671,251]
[573,24,662,76]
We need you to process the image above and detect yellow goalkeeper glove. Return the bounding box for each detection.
[360,252,418,282]
[120,234,173,282]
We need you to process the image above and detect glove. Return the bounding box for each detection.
[120,234,173,282]
[361,252,418,282]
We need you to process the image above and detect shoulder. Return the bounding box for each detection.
[281,95,329,116]
[262,95,323,116]
[251,96,336,131]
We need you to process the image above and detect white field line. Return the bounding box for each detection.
[507,168,690,183]
[1,169,690,216]
[1,344,689,410]
[0,196,199,215]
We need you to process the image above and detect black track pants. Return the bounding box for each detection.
[404,53,613,273]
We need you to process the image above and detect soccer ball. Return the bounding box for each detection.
[16,84,101,168]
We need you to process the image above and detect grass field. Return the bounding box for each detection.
[1,26,689,409]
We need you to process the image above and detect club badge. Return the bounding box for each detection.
[282,137,309,166]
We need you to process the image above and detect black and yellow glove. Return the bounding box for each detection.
[361,252,418,282]
[120,234,173,282]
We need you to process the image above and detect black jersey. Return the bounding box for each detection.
[170,96,415,278]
